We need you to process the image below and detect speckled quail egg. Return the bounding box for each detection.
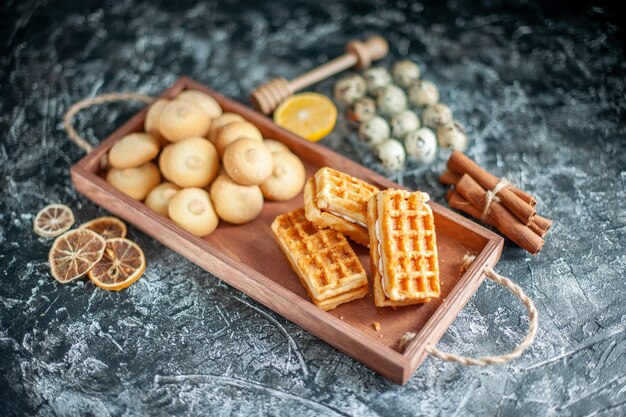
[437,120,468,151]
[375,139,406,171]
[363,67,392,95]
[347,97,376,124]
[376,85,407,118]
[421,103,453,128]
[392,60,421,89]
[391,110,420,139]
[333,73,366,106]
[358,116,390,146]
[404,127,437,163]
[408,80,440,107]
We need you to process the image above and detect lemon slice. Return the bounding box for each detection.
[273,93,337,142]
[88,238,146,291]
[34,204,75,237]
[80,217,127,239]
[49,229,106,283]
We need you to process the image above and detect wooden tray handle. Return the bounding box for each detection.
[425,267,538,366]
[63,93,154,153]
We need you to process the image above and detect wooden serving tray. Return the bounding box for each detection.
[71,77,504,384]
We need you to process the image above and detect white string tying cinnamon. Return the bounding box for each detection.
[480,177,512,222]
[425,266,538,366]
[63,92,154,153]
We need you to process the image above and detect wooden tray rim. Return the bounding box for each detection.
[70,76,504,384]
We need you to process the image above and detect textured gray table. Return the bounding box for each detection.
[1,1,625,416]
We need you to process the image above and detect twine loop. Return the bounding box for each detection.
[425,267,538,366]
[480,178,511,222]
[63,92,154,153]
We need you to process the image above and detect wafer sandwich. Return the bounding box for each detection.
[272,208,368,311]
[367,189,440,307]
[304,167,379,247]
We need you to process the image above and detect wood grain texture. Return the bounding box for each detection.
[71,77,504,384]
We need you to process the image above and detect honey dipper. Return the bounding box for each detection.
[250,36,389,115]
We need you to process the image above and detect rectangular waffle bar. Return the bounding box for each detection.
[367,189,440,307]
[271,208,368,311]
[303,167,379,247]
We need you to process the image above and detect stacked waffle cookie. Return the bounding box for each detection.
[272,167,440,311]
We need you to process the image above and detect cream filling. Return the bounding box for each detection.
[327,210,367,229]
[375,217,387,297]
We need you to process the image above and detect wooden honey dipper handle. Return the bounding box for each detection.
[251,36,389,115]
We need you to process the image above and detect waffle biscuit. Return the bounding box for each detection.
[304,167,379,247]
[272,208,368,311]
[368,189,440,307]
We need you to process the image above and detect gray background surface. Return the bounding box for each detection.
[1,0,625,416]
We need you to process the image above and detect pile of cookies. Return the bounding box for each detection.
[333,60,468,171]
[105,89,306,236]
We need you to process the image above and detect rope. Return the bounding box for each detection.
[425,267,538,366]
[480,178,511,222]
[63,92,154,153]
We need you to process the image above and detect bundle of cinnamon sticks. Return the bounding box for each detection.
[441,151,552,254]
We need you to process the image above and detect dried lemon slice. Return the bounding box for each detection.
[34,204,75,237]
[49,229,106,283]
[88,238,146,291]
[80,217,127,239]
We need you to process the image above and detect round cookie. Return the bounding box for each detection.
[168,188,219,236]
[107,162,161,201]
[209,174,264,224]
[208,112,245,142]
[177,89,223,119]
[108,132,160,169]
[158,100,211,142]
[159,137,220,188]
[144,99,170,145]
[261,152,306,201]
[264,139,291,154]
[214,121,263,157]
[222,138,273,186]
[145,182,181,217]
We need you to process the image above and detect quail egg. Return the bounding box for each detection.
[391,110,420,139]
[421,103,453,128]
[392,60,421,88]
[358,116,390,146]
[363,67,392,95]
[408,80,440,107]
[404,127,437,163]
[377,85,407,118]
[375,139,406,171]
[437,120,468,151]
[333,74,366,106]
[347,97,376,124]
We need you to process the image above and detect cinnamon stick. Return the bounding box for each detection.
[455,174,544,255]
[530,215,552,237]
[447,151,537,224]
[439,170,461,186]
[440,167,536,207]
[446,191,551,239]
